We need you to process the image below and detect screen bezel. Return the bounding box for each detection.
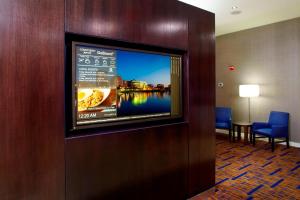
[65,34,185,136]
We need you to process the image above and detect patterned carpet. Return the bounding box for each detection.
[194,133,300,200]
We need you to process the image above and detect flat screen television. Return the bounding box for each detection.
[68,40,183,131]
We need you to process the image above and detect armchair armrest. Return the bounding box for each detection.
[271,125,288,137]
[252,122,269,130]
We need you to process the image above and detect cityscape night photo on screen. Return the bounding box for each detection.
[116,50,171,116]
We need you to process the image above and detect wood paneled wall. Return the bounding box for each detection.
[66,124,188,200]
[0,0,65,199]
[0,0,215,199]
[186,5,216,196]
[66,0,188,50]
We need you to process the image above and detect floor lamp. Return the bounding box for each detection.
[239,85,260,123]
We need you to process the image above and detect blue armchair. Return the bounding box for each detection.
[216,107,232,141]
[252,111,289,152]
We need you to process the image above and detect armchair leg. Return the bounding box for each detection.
[253,133,256,146]
[268,137,271,143]
[229,128,231,142]
[271,138,275,152]
[286,137,290,148]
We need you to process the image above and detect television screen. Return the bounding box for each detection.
[72,42,182,128]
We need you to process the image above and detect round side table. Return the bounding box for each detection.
[232,122,252,144]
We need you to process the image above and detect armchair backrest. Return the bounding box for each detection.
[216,107,232,123]
[268,111,289,126]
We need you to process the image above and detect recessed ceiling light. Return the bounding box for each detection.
[232,6,238,10]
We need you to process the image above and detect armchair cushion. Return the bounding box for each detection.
[254,128,272,136]
[252,122,270,130]
[216,122,231,129]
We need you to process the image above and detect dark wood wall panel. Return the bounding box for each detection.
[186,6,216,197]
[66,0,188,50]
[65,0,215,199]
[0,0,214,199]
[66,124,188,200]
[0,0,65,199]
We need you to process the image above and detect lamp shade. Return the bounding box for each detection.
[239,84,260,97]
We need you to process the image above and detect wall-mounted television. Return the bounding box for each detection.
[67,38,183,132]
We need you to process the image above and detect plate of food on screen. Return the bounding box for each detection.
[77,88,111,111]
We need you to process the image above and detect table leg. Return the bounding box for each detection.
[233,125,239,142]
[249,127,252,144]
[244,126,249,144]
[232,125,235,142]
[238,126,241,141]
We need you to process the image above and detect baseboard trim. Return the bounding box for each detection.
[283,141,300,148]
[215,129,300,148]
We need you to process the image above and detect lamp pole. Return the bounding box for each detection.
[248,97,251,123]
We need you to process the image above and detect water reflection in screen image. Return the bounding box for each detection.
[117,91,171,116]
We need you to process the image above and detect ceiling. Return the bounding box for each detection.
[178,0,300,36]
